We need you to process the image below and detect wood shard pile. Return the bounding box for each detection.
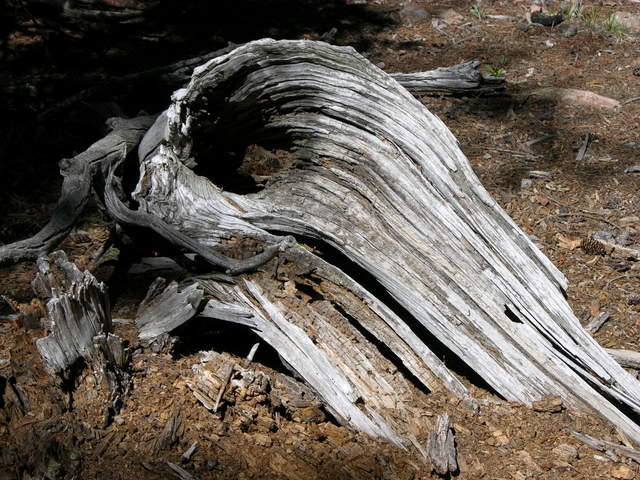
[121,39,640,448]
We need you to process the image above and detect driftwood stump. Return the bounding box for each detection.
[8,39,640,455]
[128,39,640,445]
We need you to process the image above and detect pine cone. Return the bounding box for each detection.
[581,237,608,256]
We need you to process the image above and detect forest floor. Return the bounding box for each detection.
[0,0,639,479]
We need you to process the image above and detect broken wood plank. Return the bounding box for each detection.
[34,250,113,373]
[572,431,640,464]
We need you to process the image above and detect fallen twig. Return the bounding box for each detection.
[556,212,621,231]
[575,133,590,162]
[572,431,640,464]
[605,274,640,290]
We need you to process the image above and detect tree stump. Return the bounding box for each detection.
[126,39,640,445]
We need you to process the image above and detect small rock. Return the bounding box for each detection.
[545,39,555,47]
[520,178,533,190]
[250,433,273,447]
[532,395,563,413]
[531,88,621,110]
[552,444,578,461]
[562,24,578,37]
[514,450,543,473]
[625,165,640,174]
[611,464,635,480]
[399,1,430,25]
[113,415,125,425]
[438,8,464,25]
[594,231,615,242]
[537,111,553,121]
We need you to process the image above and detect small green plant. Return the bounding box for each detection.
[602,12,627,40]
[470,1,487,20]
[583,7,600,30]
[563,1,584,20]
[484,64,506,77]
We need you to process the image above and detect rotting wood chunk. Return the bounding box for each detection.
[532,395,564,413]
[428,413,458,475]
[187,351,325,424]
[33,251,129,380]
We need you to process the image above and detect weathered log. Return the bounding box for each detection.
[391,61,505,95]
[129,39,640,445]
[0,115,154,265]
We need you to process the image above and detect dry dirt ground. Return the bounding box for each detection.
[1,0,639,479]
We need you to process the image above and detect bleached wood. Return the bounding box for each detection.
[607,349,640,370]
[130,39,640,444]
[428,413,457,474]
[135,281,203,341]
[33,250,128,386]
[391,61,505,95]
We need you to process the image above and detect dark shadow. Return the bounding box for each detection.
[171,317,292,376]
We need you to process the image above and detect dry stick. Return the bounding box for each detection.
[575,133,590,162]
[622,96,640,105]
[483,147,538,159]
[212,343,260,413]
[594,239,640,261]
[546,195,611,216]
[166,462,198,480]
[607,349,640,370]
[555,212,621,231]
[605,274,640,290]
[585,312,610,334]
[443,34,481,51]
[572,431,640,464]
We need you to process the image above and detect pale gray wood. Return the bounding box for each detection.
[132,39,640,443]
[572,431,640,463]
[33,250,129,399]
[608,349,640,370]
[135,281,203,341]
[428,413,458,475]
[35,250,112,372]
[391,61,505,95]
[585,312,611,334]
